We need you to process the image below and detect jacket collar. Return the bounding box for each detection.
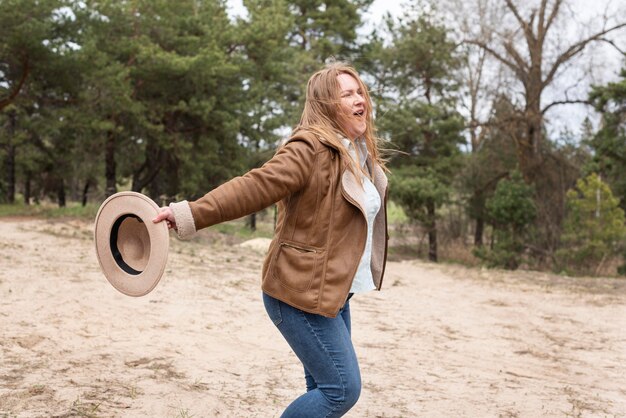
[339,136,388,215]
[291,129,387,217]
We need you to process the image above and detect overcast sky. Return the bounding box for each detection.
[226,0,626,138]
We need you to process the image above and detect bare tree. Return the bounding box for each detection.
[461,0,626,179]
[441,0,626,252]
[444,0,520,248]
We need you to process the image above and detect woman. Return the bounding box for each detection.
[154,62,388,417]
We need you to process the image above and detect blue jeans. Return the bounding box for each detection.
[263,292,361,418]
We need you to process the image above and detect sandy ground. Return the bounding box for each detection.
[0,217,625,418]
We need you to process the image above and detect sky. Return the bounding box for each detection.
[226,0,404,29]
[226,0,626,139]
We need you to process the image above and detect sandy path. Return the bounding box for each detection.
[0,218,624,417]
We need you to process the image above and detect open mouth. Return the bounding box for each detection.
[353,110,365,118]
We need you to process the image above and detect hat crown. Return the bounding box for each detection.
[116,216,150,272]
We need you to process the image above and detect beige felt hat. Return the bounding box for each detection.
[94,191,169,296]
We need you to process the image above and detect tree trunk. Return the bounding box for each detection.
[105,131,116,197]
[248,213,257,231]
[5,111,17,204]
[24,171,31,205]
[427,200,438,262]
[519,101,544,182]
[82,179,90,206]
[134,140,165,198]
[57,178,66,207]
[474,217,484,247]
[5,143,15,204]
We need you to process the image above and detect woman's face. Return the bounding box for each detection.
[337,73,366,140]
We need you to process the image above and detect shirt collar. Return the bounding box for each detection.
[340,136,368,168]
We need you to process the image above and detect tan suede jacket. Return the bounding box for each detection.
[170,130,388,318]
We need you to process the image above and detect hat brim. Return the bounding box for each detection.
[94,192,169,297]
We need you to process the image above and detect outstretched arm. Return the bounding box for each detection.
[152,136,319,239]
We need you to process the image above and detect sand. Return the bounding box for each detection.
[0,218,625,417]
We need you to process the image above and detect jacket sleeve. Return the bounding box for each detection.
[181,138,317,234]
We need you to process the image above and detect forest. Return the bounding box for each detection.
[1,0,625,276]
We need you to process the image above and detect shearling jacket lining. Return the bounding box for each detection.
[169,200,196,240]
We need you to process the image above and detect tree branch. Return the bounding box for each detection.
[502,39,529,73]
[466,112,526,131]
[541,99,591,114]
[0,55,30,111]
[505,0,528,33]
[597,37,626,55]
[543,22,626,89]
[505,0,538,48]
[538,0,549,34]
[464,39,528,83]
[542,0,562,41]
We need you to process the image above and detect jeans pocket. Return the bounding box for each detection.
[263,293,283,326]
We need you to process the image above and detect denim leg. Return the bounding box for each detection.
[304,366,317,392]
[304,296,352,393]
[340,296,352,335]
[263,293,361,418]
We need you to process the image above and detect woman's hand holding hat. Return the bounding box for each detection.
[153,207,177,231]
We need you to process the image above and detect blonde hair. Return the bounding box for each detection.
[292,62,387,177]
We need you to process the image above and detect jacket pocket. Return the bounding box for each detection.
[271,242,320,293]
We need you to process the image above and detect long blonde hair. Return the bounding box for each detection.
[292,62,387,177]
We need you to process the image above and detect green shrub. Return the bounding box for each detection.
[556,173,626,275]
[475,170,536,270]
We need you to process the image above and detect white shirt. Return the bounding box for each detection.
[341,138,381,294]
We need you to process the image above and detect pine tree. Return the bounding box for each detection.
[588,68,626,212]
[369,6,464,262]
[557,173,626,275]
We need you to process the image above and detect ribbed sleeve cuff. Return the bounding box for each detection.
[169,200,196,240]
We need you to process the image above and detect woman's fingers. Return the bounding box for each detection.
[153,207,174,229]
